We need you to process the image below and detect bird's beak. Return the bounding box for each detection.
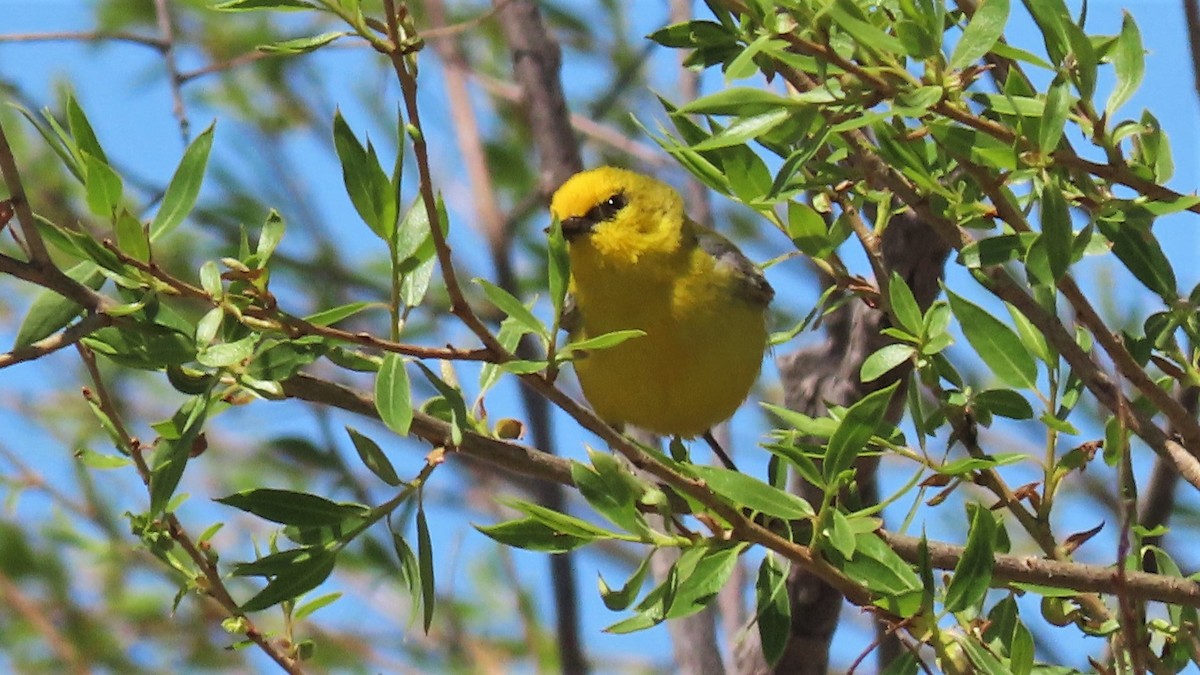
[560,216,593,241]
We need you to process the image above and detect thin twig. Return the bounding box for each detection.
[153,0,190,142]
[0,312,112,369]
[0,30,167,50]
[1186,0,1200,104]
[0,118,50,262]
[76,344,303,674]
[285,371,1200,609]
[438,2,588,670]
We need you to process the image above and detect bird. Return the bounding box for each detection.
[549,166,774,467]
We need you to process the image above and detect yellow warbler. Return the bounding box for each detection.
[550,166,773,444]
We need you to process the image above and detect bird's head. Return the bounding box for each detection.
[550,167,687,267]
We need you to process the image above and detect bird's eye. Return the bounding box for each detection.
[596,193,627,221]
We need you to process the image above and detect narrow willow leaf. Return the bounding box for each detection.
[83,153,122,218]
[689,466,814,520]
[416,503,435,632]
[599,555,653,611]
[215,488,368,526]
[239,549,336,612]
[755,554,790,667]
[345,426,402,486]
[332,110,396,241]
[676,87,801,116]
[1038,77,1070,153]
[375,353,413,435]
[1039,180,1072,281]
[561,330,645,354]
[827,0,905,55]
[689,108,792,151]
[946,291,1038,389]
[258,31,346,54]
[303,301,374,326]
[888,272,923,335]
[150,123,214,241]
[944,505,997,611]
[1106,12,1145,115]
[475,517,591,553]
[547,219,570,319]
[475,278,547,337]
[1096,211,1177,300]
[949,0,1010,70]
[255,210,285,267]
[213,0,315,10]
[861,344,916,382]
[825,382,899,481]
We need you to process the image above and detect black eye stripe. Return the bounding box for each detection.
[592,192,627,222]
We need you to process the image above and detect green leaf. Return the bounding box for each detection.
[676,87,801,116]
[215,488,368,525]
[1106,12,1144,116]
[1095,209,1176,300]
[973,389,1034,420]
[115,209,149,261]
[944,505,997,611]
[149,396,209,516]
[827,0,905,55]
[841,532,923,615]
[946,291,1038,389]
[785,201,830,257]
[303,301,375,326]
[547,219,570,320]
[390,529,422,625]
[475,517,591,553]
[66,92,106,164]
[1038,179,1072,281]
[561,329,645,355]
[83,153,122,218]
[75,448,132,470]
[1038,76,1070,153]
[416,502,435,632]
[258,31,346,54]
[664,544,744,619]
[149,123,214,241]
[690,108,793,151]
[293,591,343,621]
[239,549,336,613]
[599,555,653,611]
[503,498,624,539]
[332,110,397,241]
[375,353,413,435]
[824,382,900,481]
[345,426,402,487]
[949,0,1010,70]
[572,451,644,534]
[197,334,257,368]
[826,510,857,559]
[413,361,469,446]
[212,0,316,9]
[755,554,790,667]
[475,278,547,338]
[888,272,923,335]
[689,465,814,519]
[254,210,285,267]
[861,344,916,382]
[13,261,104,348]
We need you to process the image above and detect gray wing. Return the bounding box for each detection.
[694,225,775,308]
[560,293,581,335]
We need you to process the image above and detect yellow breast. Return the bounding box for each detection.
[568,244,768,437]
